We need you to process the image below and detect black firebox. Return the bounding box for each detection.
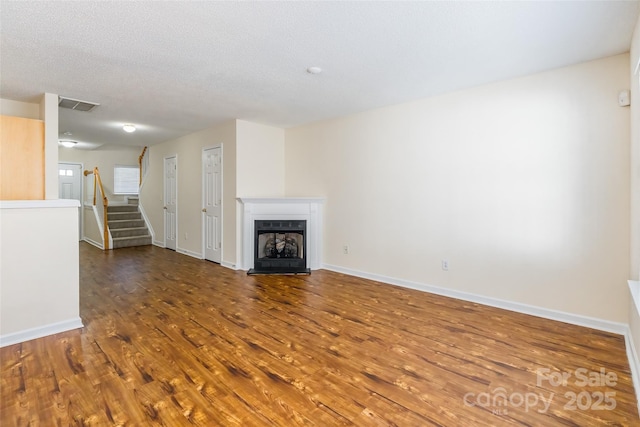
[247,219,310,275]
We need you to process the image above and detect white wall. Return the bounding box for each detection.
[140,120,238,264]
[0,201,83,346]
[285,54,630,323]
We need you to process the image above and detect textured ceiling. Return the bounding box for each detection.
[1,1,639,149]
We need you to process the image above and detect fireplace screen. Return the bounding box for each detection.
[249,220,310,274]
[257,233,303,259]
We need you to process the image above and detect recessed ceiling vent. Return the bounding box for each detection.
[58,96,100,112]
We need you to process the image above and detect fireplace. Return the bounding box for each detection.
[248,219,310,275]
[238,197,323,271]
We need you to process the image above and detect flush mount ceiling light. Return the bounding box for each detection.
[58,140,77,148]
[306,66,322,74]
[122,124,136,133]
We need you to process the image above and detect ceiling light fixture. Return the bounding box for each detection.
[306,66,322,74]
[59,140,77,148]
[122,124,136,133]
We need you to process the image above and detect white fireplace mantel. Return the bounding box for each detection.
[238,197,324,271]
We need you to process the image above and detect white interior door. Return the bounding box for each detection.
[164,156,177,250]
[58,163,82,240]
[203,146,222,263]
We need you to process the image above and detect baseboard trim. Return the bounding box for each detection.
[0,317,84,348]
[177,247,203,259]
[138,204,155,243]
[83,237,103,249]
[221,261,237,270]
[322,264,628,335]
[153,240,166,248]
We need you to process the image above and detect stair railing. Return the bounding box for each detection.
[84,167,110,250]
[138,146,149,186]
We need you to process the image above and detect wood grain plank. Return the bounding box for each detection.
[0,243,637,426]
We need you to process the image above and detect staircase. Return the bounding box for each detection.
[107,202,152,248]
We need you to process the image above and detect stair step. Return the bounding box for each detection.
[108,211,141,220]
[112,235,152,249]
[110,227,150,238]
[106,203,150,248]
[108,219,145,229]
[108,205,139,213]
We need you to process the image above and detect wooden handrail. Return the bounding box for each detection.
[84,169,96,204]
[84,167,110,250]
[138,146,148,186]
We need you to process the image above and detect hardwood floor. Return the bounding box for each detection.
[1,243,637,426]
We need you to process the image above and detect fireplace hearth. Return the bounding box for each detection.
[248,219,310,275]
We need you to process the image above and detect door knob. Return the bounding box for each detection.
[163,206,167,210]
[202,208,206,212]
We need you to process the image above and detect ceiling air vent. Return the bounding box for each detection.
[58,96,100,112]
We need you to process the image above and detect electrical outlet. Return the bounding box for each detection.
[185,232,188,240]
[442,260,449,271]
[343,245,349,254]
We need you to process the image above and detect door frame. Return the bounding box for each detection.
[202,144,223,263]
[58,162,84,240]
[163,154,178,250]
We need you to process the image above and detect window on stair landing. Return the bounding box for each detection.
[114,165,140,195]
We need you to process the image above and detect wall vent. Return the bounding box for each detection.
[58,96,100,112]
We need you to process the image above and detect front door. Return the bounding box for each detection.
[164,156,177,250]
[58,163,82,240]
[203,146,222,263]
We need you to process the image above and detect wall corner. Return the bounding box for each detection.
[40,93,59,199]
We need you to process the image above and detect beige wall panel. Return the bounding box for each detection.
[285,54,631,323]
[236,120,285,197]
[140,120,238,265]
[59,145,142,204]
